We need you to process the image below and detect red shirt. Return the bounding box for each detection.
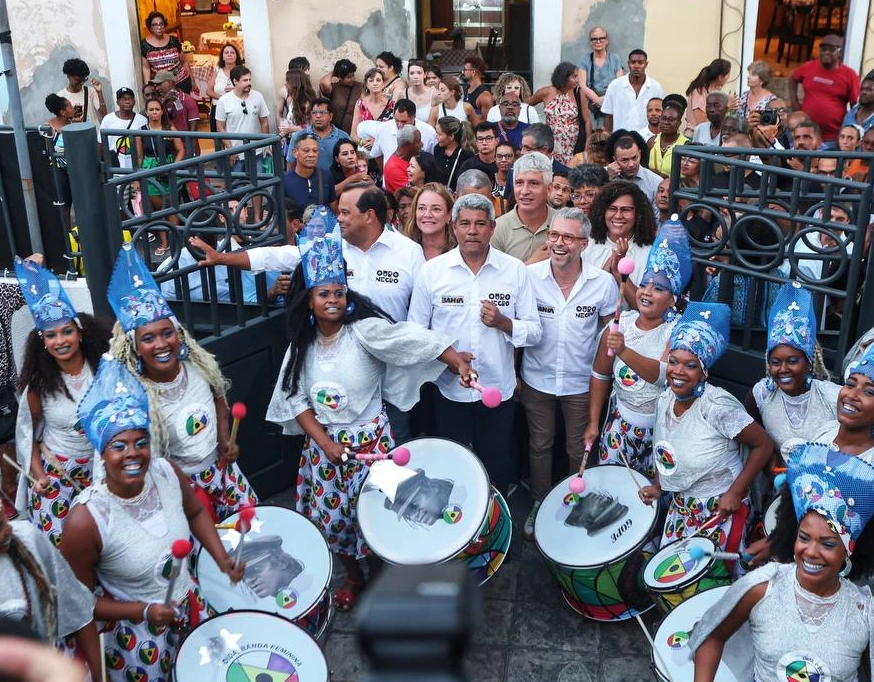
[383,154,410,193]
[792,61,860,141]
[165,91,200,132]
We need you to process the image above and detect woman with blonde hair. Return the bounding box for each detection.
[404,183,457,260]
[350,68,395,148]
[486,73,540,124]
[737,60,777,120]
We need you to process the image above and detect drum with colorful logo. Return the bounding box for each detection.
[175,610,328,682]
[642,536,731,614]
[357,438,511,584]
[534,464,657,621]
[651,586,753,682]
[195,505,333,640]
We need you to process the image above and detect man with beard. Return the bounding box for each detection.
[692,92,728,146]
[842,73,874,135]
[790,34,859,147]
[461,55,494,118]
[602,49,664,133]
[637,96,662,144]
[495,92,529,151]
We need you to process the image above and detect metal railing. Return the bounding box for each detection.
[670,144,874,373]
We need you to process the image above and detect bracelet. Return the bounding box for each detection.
[142,602,152,624]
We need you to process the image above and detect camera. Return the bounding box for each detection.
[760,109,778,126]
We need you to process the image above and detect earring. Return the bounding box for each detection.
[178,341,190,361]
[839,557,852,578]
[692,382,705,398]
[308,313,315,327]
[805,373,813,389]
[344,301,357,319]
[663,306,678,323]
[135,356,144,375]
[765,376,776,392]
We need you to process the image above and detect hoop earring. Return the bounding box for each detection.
[178,341,190,361]
[692,382,705,398]
[344,301,357,320]
[839,557,852,578]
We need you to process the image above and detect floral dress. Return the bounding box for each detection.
[544,91,580,165]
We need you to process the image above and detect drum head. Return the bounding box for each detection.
[357,438,491,564]
[652,587,752,682]
[764,496,780,537]
[175,610,328,682]
[643,537,716,592]
[196,506,331,621]
[535,465,657,568]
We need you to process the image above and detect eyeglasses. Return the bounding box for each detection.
[150,21,165,27]
[299,133,320,141]
[476,136,496,143]
[546,230,587,245]
[605,205,635,216]
[590,36,607,42]
[496,153,515,160]
[499,101,521,108]
[571,190,599,202]
[241,101,248,113]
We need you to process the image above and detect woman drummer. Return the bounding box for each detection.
[744,281,839,466]
[265,208,472,612]
[584,218,692,480]
[690,444,874,682]
[13,257,110,546]
[106,245,257,520]
[60,354,243,682]
[639,302,772,551]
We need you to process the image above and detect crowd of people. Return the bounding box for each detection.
[8,19,874,682]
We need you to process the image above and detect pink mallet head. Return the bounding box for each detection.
[568,476,587,494]
[391,446,411,467]
[231,402,247,420]
[480,386,502,409]
[617,256,636,277]
[171,539,193,559]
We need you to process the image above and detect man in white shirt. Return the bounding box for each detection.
[57,57,106,125]
[215,66,271,222]
[602,49,664,133]
[370,99,437,169]
[408,193,542,495]
[100,87,147,169]
[519,207,618,539]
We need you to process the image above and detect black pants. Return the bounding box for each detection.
[433,393,515,497]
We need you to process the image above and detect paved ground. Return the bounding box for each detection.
[265,485,663,682]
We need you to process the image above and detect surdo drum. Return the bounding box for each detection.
[534,464,657,621]
[642,536,731,614]
[651,586,753,682]
[174,610,328,682]
[357,438,511,584]
[195,505,333,640]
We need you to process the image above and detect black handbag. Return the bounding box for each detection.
[572,87,587,155]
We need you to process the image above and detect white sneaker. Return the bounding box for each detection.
[523,500,541,541]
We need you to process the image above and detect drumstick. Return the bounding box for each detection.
[352,447,411,466]
[635,614,675,682]
[568,441,593,493]
[99,632,107,682]
[40,442,84,492]
[607,256,636,358]
[2,453,40,488]
[469,371,502,408]
[233,505,256,571]
[615,448,648,502]
[229,402,247,449]
[688,545,753,563]
[164,539,194,606]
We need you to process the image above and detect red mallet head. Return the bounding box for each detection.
[617,256,636,277]
[171,539,193,559]
[237,505,256,533]
[231,402,248,420]
[391,447,411,467]
[480,386,502,408]
[568,476,587,494]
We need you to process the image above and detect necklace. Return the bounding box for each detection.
[62,364,92,394]
[147,364,188,403]
[103,475,152,506]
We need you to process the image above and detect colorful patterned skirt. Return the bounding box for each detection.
[597,395,656,481]
[190,456,259,521]
[28,449,92,547]
[99,585,211,682]
[296,410,394,558]
[661,491,750,555]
